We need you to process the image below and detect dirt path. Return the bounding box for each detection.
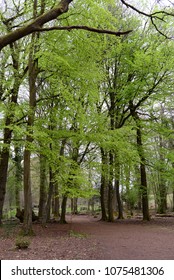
[1,215,174,260]
[69,215,174,260]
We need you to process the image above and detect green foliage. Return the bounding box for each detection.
[69,230,88,239]
[15,236,30,249]
[1,0,174,219]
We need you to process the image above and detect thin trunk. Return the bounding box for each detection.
[115,179,124,219]
[115,153,124,219]
[45,167,54,222]
[108,151,114,222]
[0,44,21,223]
[0,148,10,223]
[14,147,22,209]
[38,154,47,220]
[100,148,108,221]
[71,198,78,214]
[23,149,33,235]
[60,195,68,224]
[157,136,167,214]
[53,182,60,218]
[137,125,150,220]
[23,39,38,234]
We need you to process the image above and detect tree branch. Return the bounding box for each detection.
[120,0,174,38]
[120,0,174,18]
[34,25,132,36]
[0,0,73,51]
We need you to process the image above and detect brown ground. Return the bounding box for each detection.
[0,214,174,260]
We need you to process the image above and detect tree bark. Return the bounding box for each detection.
[14,146,22,209]
[108,151,114,222]
[38,154,47,220]
[71,198,78,214]
[130,103,150,221]
[60,195,68,224]
[136,119,150,220]
[23,149,33,235]
[100,148,108,221]
[45,167,54,222]
[0,42,21,223]
[53,182,60,218]
[115,152,124,219]
[0,148,10,224]
[23,29,38,234]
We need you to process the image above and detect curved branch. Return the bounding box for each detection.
[120,0,174,18]
[35,25,133,36]
[120,0,174,38]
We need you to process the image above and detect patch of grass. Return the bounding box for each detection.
[15,236,31,249]
[69,230,88,239]
[1,222,18,237]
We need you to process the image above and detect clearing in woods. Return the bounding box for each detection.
[0,214,174,259]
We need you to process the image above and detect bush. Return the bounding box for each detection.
[15,236,30,249]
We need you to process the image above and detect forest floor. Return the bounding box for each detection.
[1,214,174,260]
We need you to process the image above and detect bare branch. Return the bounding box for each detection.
[120,0,174,18]
[120,0,174,38]
[35,25,133,36]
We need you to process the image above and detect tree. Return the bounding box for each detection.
[1,0,174,227]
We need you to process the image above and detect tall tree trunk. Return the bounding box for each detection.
[23,39,38,234]
[136,122,150,221]
[157,136,167,214]
[130,104,150,221]
[115,153,124,219]
[0,43,21,223]
[23,0,43,234]
[60,195,68,224]
[100,147,108,221]
[108,151,114,222]
[38,154,47,220]
[0,147,10,224]
[71,198,78,214]
[45,167,54,222]
[53,182,60,218]
[14,146,22,209]
[23,149,33,235]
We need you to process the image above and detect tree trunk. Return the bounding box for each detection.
[23,149,33,235]
[137,125,150,221]
[115,179,124,219]
[60,195,68,224]
[115,153,124,219]
[53,182,60,218]
[0,148,10,224]
[23,28,38,234]
[139,162,150,220]
[0,42,21,223]
[108,151,114,222]
[14,147,22,209]
[157,136,167,214]
[38,154,47,220]
[45,167,54,222]
[130,104,150,221]
[71,198,78,214]
[100,148,108,221]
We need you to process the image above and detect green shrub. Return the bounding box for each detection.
[15,236,30,249]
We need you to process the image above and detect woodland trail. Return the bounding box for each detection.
[1,214,174,259]
[68,215,174,260]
